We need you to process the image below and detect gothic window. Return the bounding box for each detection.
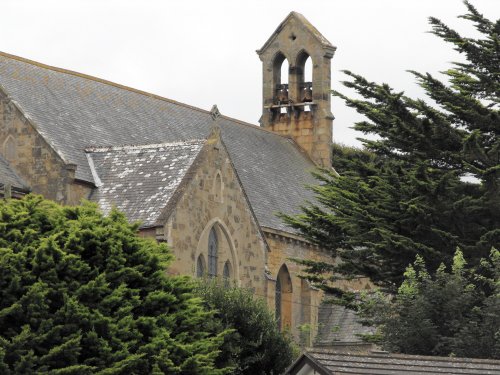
[214,171,223,203]
[208,226,218,278]
[275,276,282,328]
[196,254,206,278]
[222,261,230,278]
[276,264,292,331]
[223,260,231,287]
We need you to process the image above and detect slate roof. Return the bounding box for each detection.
[87,141,204,227]
[315,301,375,346]
[0,52,318,233]
[0,154,29,191]
[286,349,500,375]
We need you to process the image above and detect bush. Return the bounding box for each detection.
[359,249,500,359]
[196,280,297,374]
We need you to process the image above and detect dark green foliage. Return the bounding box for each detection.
[195,280,297,375]
[0,195,228,374]
[282,1,500,291]
[359,249,500,359]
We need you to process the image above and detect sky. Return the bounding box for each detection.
[2,0,499,147]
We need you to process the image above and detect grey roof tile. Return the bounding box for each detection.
[290,349,500,375]
[0,52,317,233]
[315,299,375,345]
[0,154,29,190]
[87,141,204,227]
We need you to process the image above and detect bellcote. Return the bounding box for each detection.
[257,12,336,167]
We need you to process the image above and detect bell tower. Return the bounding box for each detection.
[257,12,336,167]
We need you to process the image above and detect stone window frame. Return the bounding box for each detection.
[223,260,232,287]
[295,49,314,110]
[195,218,240,285]
[272,51,290,89]
[276,263,293,331]
[208,226,218,278]
[275,274,282,327]
[196,254,206,278]
[212,170,224,203]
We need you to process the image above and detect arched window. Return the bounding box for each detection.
[214,172,223,203]
[196,254,206,278]
[208,226,218,278]
[223,260,232,287]
[275,264,293,330]
[223,261,230,279]
[275,276,282,328]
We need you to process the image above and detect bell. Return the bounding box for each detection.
[302,84,312,102]
[276,84,289,103]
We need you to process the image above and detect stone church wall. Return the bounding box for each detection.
[0,90,91,204]
[264,229,333,344]
[160,135,268,297]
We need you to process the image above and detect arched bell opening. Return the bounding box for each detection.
[296,51,313,108]
[273,52,290,109]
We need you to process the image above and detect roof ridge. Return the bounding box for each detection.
[0,51,217,116]
[0,50,289,139]
[257,11,335,55]
[85,139,205,153]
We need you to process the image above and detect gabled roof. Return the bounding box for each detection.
[0,154,29,192]
[87,140,204,227]
[286,349,500,375]
[0,52,318,233]
[257,11,336,56]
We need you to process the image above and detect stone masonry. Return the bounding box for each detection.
[257,12,336,168]
[0,90,91,203]
[160,129,269,298]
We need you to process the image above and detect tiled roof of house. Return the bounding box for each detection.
[0,154,29,191]
[287,349,500,375]
[87,140,204,227]
[0,52,318,232]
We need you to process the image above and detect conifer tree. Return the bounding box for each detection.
[282,1,500,290]
[0,195,229,374]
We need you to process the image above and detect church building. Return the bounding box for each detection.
[0,12,371,345]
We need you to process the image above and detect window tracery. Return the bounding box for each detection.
[208,226,218,278]
[196,255,206,278]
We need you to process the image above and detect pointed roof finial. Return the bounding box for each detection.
[210,105,221,121]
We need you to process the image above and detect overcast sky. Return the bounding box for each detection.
[2,0,499,146]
